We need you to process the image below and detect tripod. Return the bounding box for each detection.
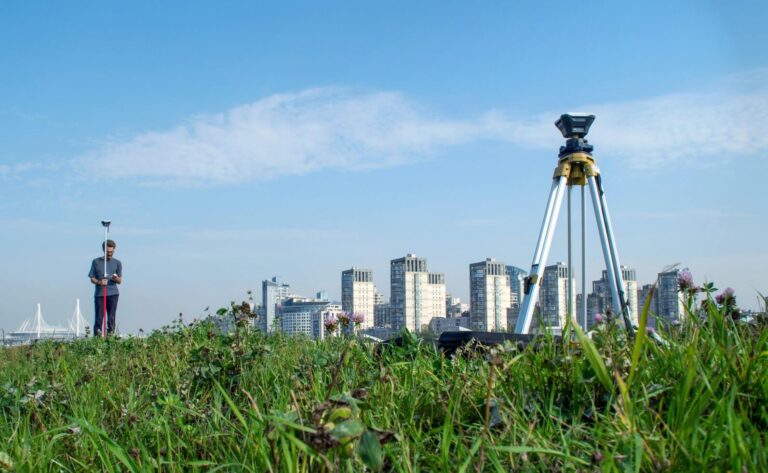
[515,114,635,335]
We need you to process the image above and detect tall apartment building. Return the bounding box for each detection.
[341,267,375,330]
[656,269,686,325]
[506,266,528,307]
[539,262,572,330]
[262,276,291,333]
[373,289,390,327]
[575,294,586,329]
[374,290,385,306]
[390,254,446,332]
[586,266,639,326]
[374,303,391,328]
[505,266,528,331]
[637,283,657,327]
[428,273,447,323]
[445,294,463,318]
[470,258,512,331]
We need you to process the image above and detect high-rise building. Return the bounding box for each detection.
[374,303,391,327]
[586,266,639,327]
[262,277,291,333]
[585,292,605,327]
[505,266,528,331]
[390,254,446,332]
[341,268,375,330]
[506,266,528,307]
[656,269,686,325]
[470,258,512,331]
[637,283,657,327]
[575,293,586,329]
[445,294,463,318]
[373,288,390,328]
[428,273,447,324]
[539,262,571,330]
[506,306,520,330]
[374,289,385,306]
[622,267,639,322]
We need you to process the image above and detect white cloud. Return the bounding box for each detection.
[76,71,768,185]
[0,162,52,179]
[582,89,768,168]
[76,88,483,185]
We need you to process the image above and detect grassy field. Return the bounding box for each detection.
[1,293,767,472]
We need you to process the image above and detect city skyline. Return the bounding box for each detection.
[1,1,766,334]
[4,253,699,341]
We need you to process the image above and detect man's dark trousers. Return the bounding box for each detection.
[94,295,119,336]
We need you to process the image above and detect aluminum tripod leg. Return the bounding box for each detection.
[588,176,634,334]
[595,176,634,327]
[587,177,620,314]
[567,186,574,329]
[516,175,568,334]
[581,186,587,330]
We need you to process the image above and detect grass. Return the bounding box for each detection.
[1,297,767,471]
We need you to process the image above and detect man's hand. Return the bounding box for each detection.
[101,278,108,286]
[110,274,122,284]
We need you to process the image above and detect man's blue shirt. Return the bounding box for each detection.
[88,257,122,297]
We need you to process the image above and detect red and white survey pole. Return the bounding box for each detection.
[101,220,111,338]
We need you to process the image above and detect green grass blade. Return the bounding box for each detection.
[491,446,590,467]
[629,283,656,387]
[572,320,614,394]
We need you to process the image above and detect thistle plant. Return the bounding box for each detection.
[716,287,741,319]
[677,270,696,293]
[336,312,365,337]
[350,313,365,326]
[678,269,701,312]
[324,313,339,334]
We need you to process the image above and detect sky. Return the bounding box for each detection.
[1,1,767,334]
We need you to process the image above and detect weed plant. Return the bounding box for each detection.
[1,293,766,471]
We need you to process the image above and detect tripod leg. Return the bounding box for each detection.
[516,176,568,334]
[581,185,587,330]
[587,177,621,315]
[594,176,634,325]
[533,178,562,264]
[588,176,634,333]
[567,185,574,330]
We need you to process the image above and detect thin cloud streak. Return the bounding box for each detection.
[0,162,57,180]
[76,71,768,185]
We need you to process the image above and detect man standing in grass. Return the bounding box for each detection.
[88,239,122,336]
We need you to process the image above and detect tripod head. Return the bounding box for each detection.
[556,113,595,158]
[556,113,594,138]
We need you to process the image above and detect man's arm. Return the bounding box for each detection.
[89,260,107,286]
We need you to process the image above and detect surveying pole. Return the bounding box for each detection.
[515,114,635,335]
[101,220,111,338]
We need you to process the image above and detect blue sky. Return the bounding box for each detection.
[1,1,767,334]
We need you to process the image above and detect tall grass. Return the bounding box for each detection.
[1,298,766,471]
